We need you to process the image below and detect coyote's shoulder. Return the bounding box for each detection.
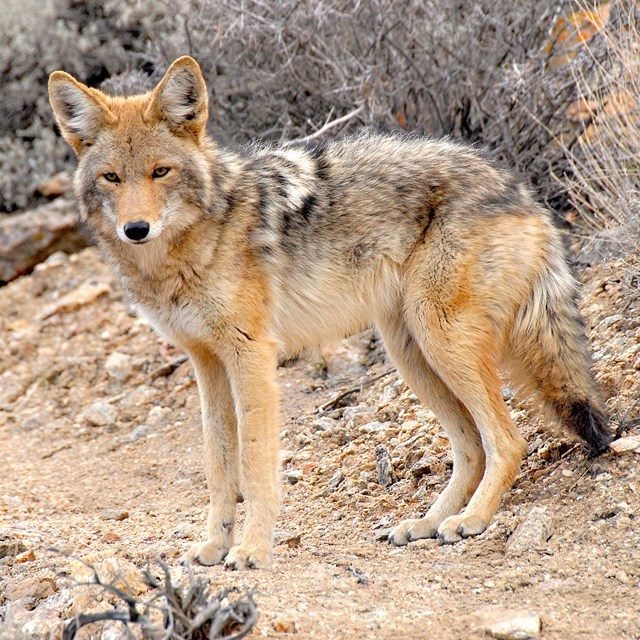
[49,55,609,571]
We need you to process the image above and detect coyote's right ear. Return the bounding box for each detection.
[48,72,114,155]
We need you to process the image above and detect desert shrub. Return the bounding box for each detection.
[562,2,640,257]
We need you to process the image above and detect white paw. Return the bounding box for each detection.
[437,514,487,545]
[180,540,229,566]
[388,517,439,546]
[223,543,273,570]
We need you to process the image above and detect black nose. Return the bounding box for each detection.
[123,220,150,241]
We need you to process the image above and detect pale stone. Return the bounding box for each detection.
[471,606,541,639]
[105,352,133,382]
[506,507,554,556]
[83,401,118,427]
[610,436,640,454]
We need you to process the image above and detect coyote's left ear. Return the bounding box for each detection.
[48,71,115,155]
[147,56,208,142]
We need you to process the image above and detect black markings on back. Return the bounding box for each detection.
[298,194,316,221]
[282,211,292,235]
[257,183,269,226]
[274,172,288,199]
[309,141,331,180]
[481,176,527,212]
[223,188,237,217]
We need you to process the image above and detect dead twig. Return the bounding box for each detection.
[51,550,258,640]
[316,366,396,413]
[151,355,189,380]
[286,104,365,144]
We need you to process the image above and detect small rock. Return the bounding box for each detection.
[599,314,623,330]
[16,549,36,563]
[302,462,316,475]
[286,534,302,549]
[83,401,118,427]
[169,524,192,540]
[100,532,122,544]
[331,426,350,446]
[325,469,345,494]
[99,621,132,640]
[610,436,640,455]
[35,250,69,271]
[101,509,129,521]
[71,556,147,614]
[375,444,396,487]
[615,570,631,584]
[470,606,541,639]
[0,532,27,558]
[119,385,159,408]
[343,406,376,426]
[374,528,392,541]
[274,618,298,633]
[38,171,73,199]
[0,199,88,283]
[127,424,150,442]
[310,417,337,433]
[380,381,402,404]
[410,454,438,478]
[21,409,53,432]
[19,616,63,640]
[4,576,57,602]
[506,507,554,556]
[273,530,302,549]
[285,470,303,485]
[358,420,389,434]
[146,406,172,428]
[104,352,133,382]
[38,278,110,320]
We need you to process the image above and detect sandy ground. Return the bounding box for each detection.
[1,245,639,639]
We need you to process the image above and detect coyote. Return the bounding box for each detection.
[49,56,610,569]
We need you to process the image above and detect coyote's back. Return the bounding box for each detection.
[49,55,610,568]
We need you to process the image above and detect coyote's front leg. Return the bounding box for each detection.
[222,337,281,570]
[181,347,239,566]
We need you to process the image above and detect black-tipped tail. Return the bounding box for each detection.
[556,400,611,456]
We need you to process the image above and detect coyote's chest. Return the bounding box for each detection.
[135,295,212,347]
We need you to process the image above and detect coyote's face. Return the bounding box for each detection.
[48,58,212,246]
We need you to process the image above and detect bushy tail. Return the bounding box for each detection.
[506,239,611,456]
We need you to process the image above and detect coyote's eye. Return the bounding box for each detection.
[103,172,120,183]
[152,166,171,179]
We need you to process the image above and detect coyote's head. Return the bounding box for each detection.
[49,57,212,245]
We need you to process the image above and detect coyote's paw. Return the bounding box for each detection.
[388,517,439,546]
[437,514,487,545]
[224,543,273,570]
[181,540,229,566]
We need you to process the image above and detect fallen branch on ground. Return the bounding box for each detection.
[316,367,396,413]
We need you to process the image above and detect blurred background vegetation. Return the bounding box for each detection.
[1,0,638,263]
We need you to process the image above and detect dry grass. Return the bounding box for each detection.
[563,2,640,256]
[61,556,257,640]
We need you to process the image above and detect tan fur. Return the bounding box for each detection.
[49,56,608,568]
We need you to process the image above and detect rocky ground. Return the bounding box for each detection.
[0,219,639,638]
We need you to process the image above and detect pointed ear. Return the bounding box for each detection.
[146,56,208,141]
[48,71,114,155]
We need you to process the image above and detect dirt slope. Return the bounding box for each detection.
[0,246,639,639]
